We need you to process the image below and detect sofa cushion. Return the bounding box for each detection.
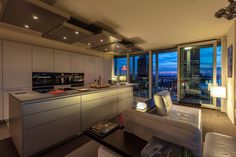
[154,90,173,116]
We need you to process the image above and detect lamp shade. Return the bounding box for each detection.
[210,86,226,98]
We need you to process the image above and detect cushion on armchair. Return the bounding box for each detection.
[154,90,173,116]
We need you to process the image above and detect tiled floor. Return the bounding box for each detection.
[0,108,236,157]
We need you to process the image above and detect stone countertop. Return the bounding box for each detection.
[10,84,134,104]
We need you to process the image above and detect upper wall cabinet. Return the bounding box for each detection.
[0,40,2,90]
[3,41,32,89]
[95,57,103,79]
[70,53,85,73]
[103,55,112,82]
[84,55,96,83]
[54,50,71,73]
[32,46,54,72]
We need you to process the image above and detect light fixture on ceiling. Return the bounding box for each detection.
[215,0,236,20]
[75,31,79,35]
[105,48,108,51]
[32,15,38,20]
[63,36,67,40]
[24,25,29,28]
[117,45,120,48]
[129,49,132,52]
[100,39,103,42]
[184,47,192,50]
[88,43,91,46]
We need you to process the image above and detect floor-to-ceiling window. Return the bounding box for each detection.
[114,56,127,81]
[113,40,222,108]
[130,53,149,98]
[152,50,178,101]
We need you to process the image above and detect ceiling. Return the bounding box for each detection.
[53,0,233,50]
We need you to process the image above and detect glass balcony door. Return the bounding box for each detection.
[178,41,217,106]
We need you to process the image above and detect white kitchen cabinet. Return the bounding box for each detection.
[3,40,32,89]
[84,55,96,83]
[54,50,71,73]
[95,57,104,80]
[0,90,3,120]
[70,53,85,73]
[4,88,31,120]
[103,55,112,82]
[0,40,2,90]
[32,46,54,72]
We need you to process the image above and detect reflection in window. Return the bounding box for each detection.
[130,53,149,98]
[152,51,178,101]
[114,56,127,81]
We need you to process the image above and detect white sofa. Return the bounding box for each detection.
[203,132,236,157]
[123,105,202,157]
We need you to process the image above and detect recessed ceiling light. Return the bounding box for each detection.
[129,49,132,52]
[75,31,79,35]
[32,15,38,20]
[100,39,103,42]
[88,43,91,46]
[184,47,192,50]
[63,36,67,40]
[117,45,120,48]
[105,48,108,51]
[24,25,29,28]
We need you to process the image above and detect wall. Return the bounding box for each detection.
[226,21,236,125]
[0,26,113,120]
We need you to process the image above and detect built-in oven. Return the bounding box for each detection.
[32,72,84,93]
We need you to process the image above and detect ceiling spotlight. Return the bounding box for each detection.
[105,48,108,51]
[63,36,67,40]
[129,49,132,52]
[117,45,120,48]
[32,15,38,20]
[184,47,192,50]
[24,25,29,28]
[100,39,103,42]
[88,43,91,46]
[75,31,79,35]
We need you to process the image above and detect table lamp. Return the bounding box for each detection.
[210,86,226,98]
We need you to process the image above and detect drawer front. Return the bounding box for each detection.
[117,87,133,94]
[23,103,81,130]
[23,114,81,157]
[118,92,133,100]
[82,95,117,111]
[82,101,117,130]
[81,90,117,102]
[23,96,81,115]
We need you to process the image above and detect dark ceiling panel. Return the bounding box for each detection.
[0,0,69,33]
[43,22,93,44]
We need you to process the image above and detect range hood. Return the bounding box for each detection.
[0,0,143,54]
[43,22,93,45]
[93,42,143,54]
[0,0,69,33]
[79,30,121,48]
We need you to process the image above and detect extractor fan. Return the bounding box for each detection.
[215,0,236,20]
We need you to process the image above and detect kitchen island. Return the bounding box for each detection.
[9,85,133,157]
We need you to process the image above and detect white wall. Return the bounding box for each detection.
[226,21,236,125]
[0,39,112,120]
